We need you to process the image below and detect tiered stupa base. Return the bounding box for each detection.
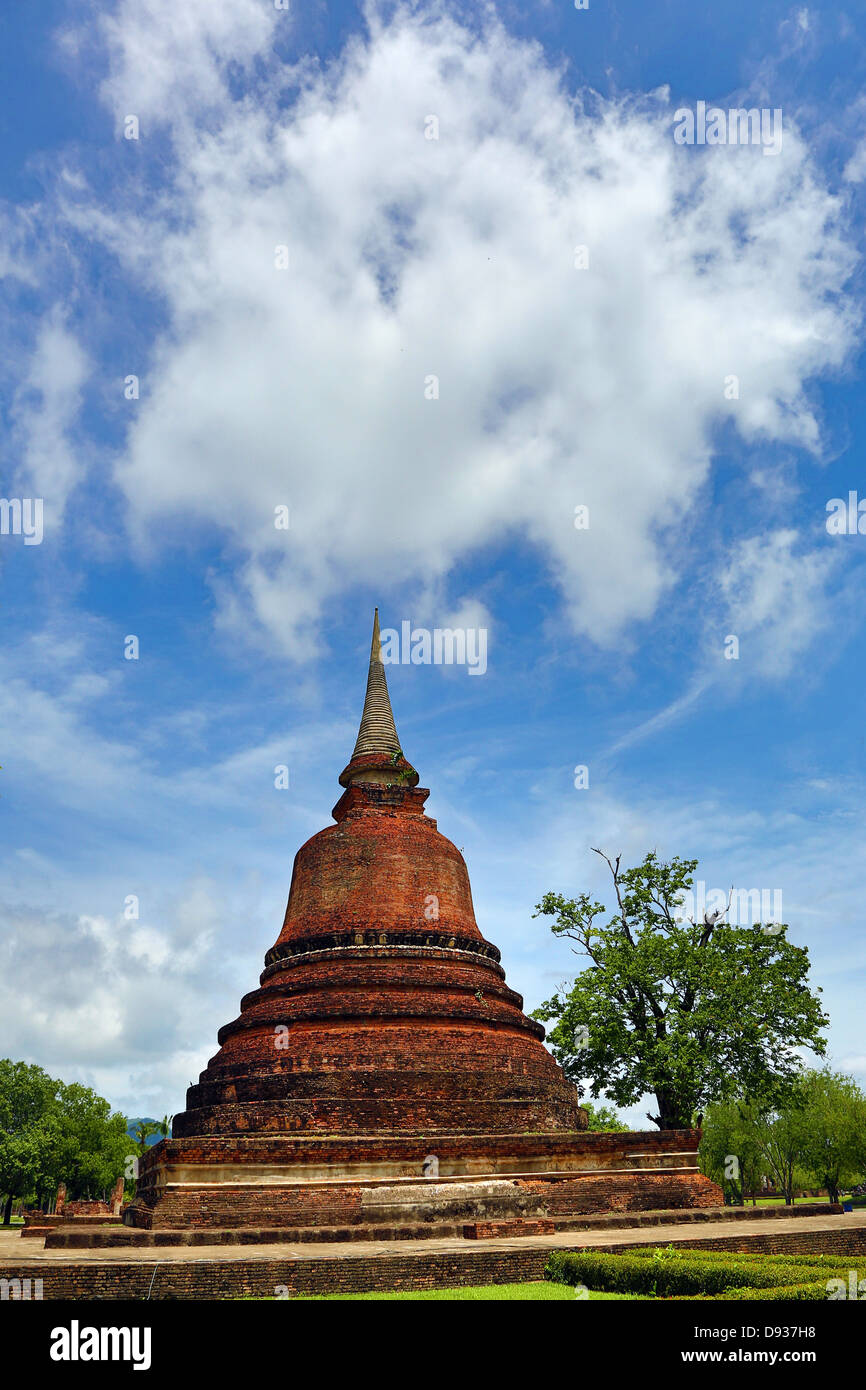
[122,1129,720,1237]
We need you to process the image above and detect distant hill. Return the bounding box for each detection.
[126,1117,167,1147]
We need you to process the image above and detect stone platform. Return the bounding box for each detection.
[2,1208,863,1300]
[123,1129,720,1234]
[41,1200,841,1248]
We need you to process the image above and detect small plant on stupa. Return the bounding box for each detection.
[385,748,414,787]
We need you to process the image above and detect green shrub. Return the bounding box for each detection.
[623,1247,857,1285]
[717,1279,832,1301]
[680,1280,831,1302]
[544,1250,848,1298]
[627,1245,854,1271]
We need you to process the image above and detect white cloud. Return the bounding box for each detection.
[3,2,863,1123]
[605,674,713,755]
[0,890,229,1113]
[74,0,281,128]
[11,308,89,518]
[55,3,856,658]
[843,139,866,183]
[607,526,844,751]
[1,585,863,1118]
[718,528,838,677]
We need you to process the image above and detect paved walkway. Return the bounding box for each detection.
[2,1209,863,1268]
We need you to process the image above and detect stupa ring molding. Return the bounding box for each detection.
[215,999,548,1045]
[263,929,502,968]
[241,975,525,1012]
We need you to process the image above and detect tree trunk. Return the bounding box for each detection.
[2,1193,13,1226]
[651,1087,690,1131]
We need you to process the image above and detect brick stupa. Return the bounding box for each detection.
[125,612,720,1237]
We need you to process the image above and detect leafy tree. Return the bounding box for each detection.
[133,1120,162,1155]
[791,1068,866,1204]
[700,1099,768,1205]
[0,1060,136,1217]
[701,1071,866,1206]
[54,1083,136,1200]
[581,1102,628,1132]
[533,850,828,1129]
[0,1060,63,1223]
[746,1096,809,1205]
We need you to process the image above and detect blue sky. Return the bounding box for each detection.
[2,0,866,1126]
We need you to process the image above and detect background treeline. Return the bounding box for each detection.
[699,1067,866,1204]
[0,1058,142,1223]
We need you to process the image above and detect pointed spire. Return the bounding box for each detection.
[337,610,419,791]
[351,608,402,758]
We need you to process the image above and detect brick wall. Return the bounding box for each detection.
[616,1227,866,1258]
[128,1128,714,1229]
[140,1127,703,1172]
[526,1171,721,1216]
[132,1171,719,1231]
[5,1224,866,1300]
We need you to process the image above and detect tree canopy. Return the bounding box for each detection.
[533,850,828,1129]
[0,1059,136,1222]
[580,1101,628,1132]
[701,1069,866,1204]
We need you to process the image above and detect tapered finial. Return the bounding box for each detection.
[351,608,402,758]
[337,610,419,790]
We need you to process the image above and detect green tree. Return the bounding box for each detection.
[793,1068,866,1204]
[747,1096,809,1205]
[533,850,828,1129]
[0,1060,63,1223]
[54,1083,136,1200]
[702,1075,866,1207]
[581,1102,628,1132]
[700,1099,768,1205]
[133,1120,162,1155]
[0,1061,136,1218]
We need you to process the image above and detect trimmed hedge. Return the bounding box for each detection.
[627,1246,857,1271]
[680,1281,831,1302]
[544,1250,847,1299]
[718,1280,832,1302]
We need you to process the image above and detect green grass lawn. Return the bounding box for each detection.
[291,1282,642,1301]
[749,1196,828,1207]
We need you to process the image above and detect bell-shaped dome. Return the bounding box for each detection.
[172,611,583,1140]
